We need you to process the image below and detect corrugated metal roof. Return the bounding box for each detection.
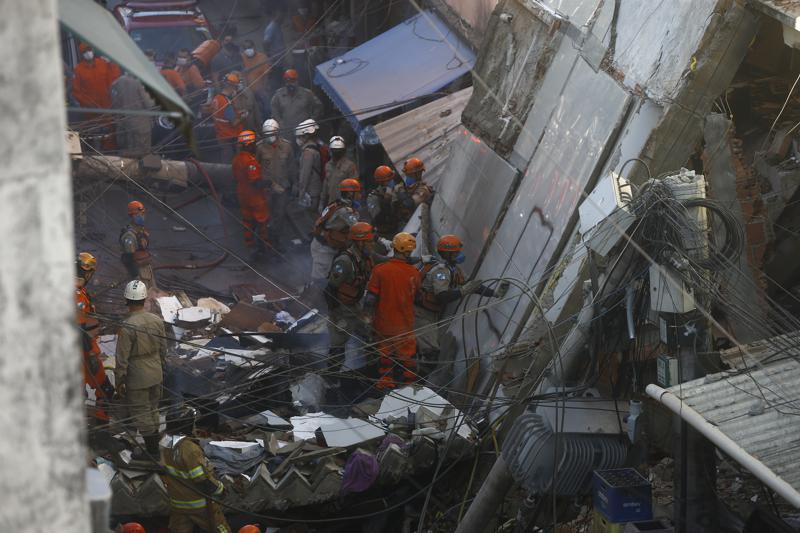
[719,330,800,370]
[373,87,472,189]
[668,357,800,493]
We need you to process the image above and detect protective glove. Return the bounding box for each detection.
[460,279,483,295]
[495,280,510,299]
[116,382,127,399]
[421,254,434,264]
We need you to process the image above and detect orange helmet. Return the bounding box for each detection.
[238,130,257,146]
[283,69,299,81]
[437,234,463,253]
[127,200,145,216]
[339,178,361,193]
[77,252,97,272]
[121,523,146,533]
[374,165,395,183]
[402,157,425,174]
[237,526,261,533]
[349,222,375,241]
[224,72,240,85]
[392,232,416,253]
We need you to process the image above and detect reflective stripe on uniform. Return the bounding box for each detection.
[212,480,224,496]
[218,525,230,533]
[170,497,207,509]
[165,464,205,479]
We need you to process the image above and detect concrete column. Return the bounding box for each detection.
[0,1,90,531]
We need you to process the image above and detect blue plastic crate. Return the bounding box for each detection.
[593,468,653,523]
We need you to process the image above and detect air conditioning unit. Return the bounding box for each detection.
[579,172,636,257]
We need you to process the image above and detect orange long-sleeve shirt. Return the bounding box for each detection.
[367,258,421,337]
[241,52,270,90]
[232,151,266,207]
[72,58,119,108]
[160,67,186,95]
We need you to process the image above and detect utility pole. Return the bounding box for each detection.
[0,1,90,531]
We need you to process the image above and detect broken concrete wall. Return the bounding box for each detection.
[0,1,90,531]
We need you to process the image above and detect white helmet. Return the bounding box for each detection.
[124,280,147,301]
[295,118,318,137]
[329,136,345,150]
[262,118,279,136]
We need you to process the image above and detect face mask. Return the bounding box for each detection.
[296,138,304,146]
[244,48,255,58]
[454,252,466,264]
[83,51,94,61]
[177,57,189,66]
[298,7,309,16]
[404,176,415,186]
[133,214,145,226]
[265,135,277,144]
[238,83,245,91]
[352,200,361,210]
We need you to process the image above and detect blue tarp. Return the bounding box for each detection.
[314,11,476,132]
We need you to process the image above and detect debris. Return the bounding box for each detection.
[219,302,276,331]
[172,225,186,232]
[341,450,379,495]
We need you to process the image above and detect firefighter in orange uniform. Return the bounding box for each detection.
[212,73,245,162]
[232,130,270,259]
[393,157,434,227]
[310,178,360,283]
[75,252,114,423]
[364,232,422,390]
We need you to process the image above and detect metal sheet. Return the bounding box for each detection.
[429,126,518,276]
[449,54,631,373]
[314,11,476,132]
[374,87,472,190]
[668,358,800,494]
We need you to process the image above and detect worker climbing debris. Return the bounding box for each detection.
[394,157,434,226]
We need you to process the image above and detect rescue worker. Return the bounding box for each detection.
[230,70,261,132]
[367,165,400,237]
[257,119,295,252]
[160,53,187,96]
[364,232,422,390]
[162,410,231,533]
[120,200,157,290]
[415,235,509,375]
[270,69,323,141]
[177,48,205,95]
[232,130,270,259]
[72,43,118,110]
[262,8,287,89]
[324,222,375,372]
[211,73,245,162]
[238,526,261,533]
[394,157,434,226]
[111,71,154,157]
[296,119,324,210]
[119,523,146,533]
[75,252,114,424]
[211,30,243,82]
[240,39,270,95]
[115,280,167,460]
[320,136,358,210]
[311,178,360,284]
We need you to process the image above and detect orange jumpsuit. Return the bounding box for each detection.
[366,258,422,389]
[76,285,110,421]
[211,93,243,141]
[72,57,118,109]
[232,151,269,248]
[161,67,186,95]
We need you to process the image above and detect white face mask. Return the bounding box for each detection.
[244,48,255,58]
[177,57,189,66]
[83,51,94,61]
[296,138,304,146]
[298,8,309,16]
[265,135,277,144]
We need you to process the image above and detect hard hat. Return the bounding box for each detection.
[121,523,146,533]
[349,221,375,241]
[283,69,299,80]
[124,280,147,301]
[225,72,240,85]
[392,232,416,253]
[437,234,463,253]
[127,200,145,216]
[262,118,279,135]
[79,42,92,53]
[237,525,261,533]
[295,118,319,136]
[77,252,97,272]
[373,165,395,183]
[402,157,425,174]
[329,136,346,150]
[338,178,361,193]
[238,130,257,146]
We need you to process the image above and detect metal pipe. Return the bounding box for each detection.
[646,384,800,508]
[625,285,636,340]
[455,456,514,533]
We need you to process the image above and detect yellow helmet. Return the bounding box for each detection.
[77,252,97,272]
[392,232,416,253]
